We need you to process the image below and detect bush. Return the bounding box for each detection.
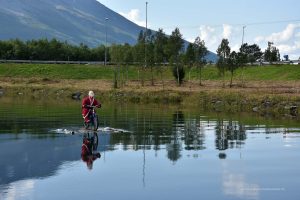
[172,64,185,85]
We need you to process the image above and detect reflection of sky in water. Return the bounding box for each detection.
[222,161,260,200]
[0,101,300,200]
[0,179,35,200]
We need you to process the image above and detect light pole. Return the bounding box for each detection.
[242,25,246,46]
[144,2,148,69]
[105,17,109,66]
[241,25,246,87]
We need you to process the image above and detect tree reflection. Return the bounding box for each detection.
[85,104,251,162]
[184,116,206,151]
[215,118,246,151]
[166,111,185,162]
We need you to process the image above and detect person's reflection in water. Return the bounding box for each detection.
[81,135,101,170]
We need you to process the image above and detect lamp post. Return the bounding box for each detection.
[105,17,109,66]
[241,25,246,87]
[242,25,246,46]
[144,2,148,69]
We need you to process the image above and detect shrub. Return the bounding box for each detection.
[172,64,185,85]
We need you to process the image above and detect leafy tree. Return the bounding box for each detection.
[227,51,241,87]
[153,28,168,87]
[144,30,155,85]
[166,28,184,61]
[217,39,231,87]
[154,29,168,64]
[147,39,155,85]
[264,41,280,63]
[122,43,133,83]
[134,30,146,85]
[0,41,12,59]
[172,63,185,85]
[110,44,124,88]
[193,37,208,86]
[0,39,108,61]
[240,43,263,64]
[11,39,28,60]
[167,28,184,85]
[184,43,195,82]
[91,45,106,62]
[31,39,50,60]
[137,30,145,43]
[238,44,249,87]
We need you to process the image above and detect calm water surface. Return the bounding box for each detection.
[0,97,300,200]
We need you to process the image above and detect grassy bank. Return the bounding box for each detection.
[1,63,300,118]
[1,63,300,81]
[1,83,300,119]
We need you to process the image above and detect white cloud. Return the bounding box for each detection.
[254,36,265,43]
[267,24,300,43]
[249,24,300,59]
[231,44,241,52]
[194,23,300,58]
[199,25,219,49]
[277,41,300,54]
[199,25,215,41]
[198,25,241,53]
[223,24,232,39]
[186,38,195,43]
[119,9,146,27]
[256,24,300,43]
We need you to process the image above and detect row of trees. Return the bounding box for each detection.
[0,28,281,87]
[109,28,281,87]
[109,28,186,87]
[216,39,280,88]
[0,39,108,61]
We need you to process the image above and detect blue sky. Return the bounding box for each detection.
[97,0,300,59]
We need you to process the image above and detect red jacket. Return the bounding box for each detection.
[81,139,91,157]
[82,96,101,121]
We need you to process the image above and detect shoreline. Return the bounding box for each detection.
[1,77,300,119]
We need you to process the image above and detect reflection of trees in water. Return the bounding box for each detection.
[102,105,266,162]
[184,116,206,151]
[167,111,184,162]
[108,105,169,151]
[107,107,207,162]
[215,119,246,151]
[166,140,182,162]
[167,111,206,162]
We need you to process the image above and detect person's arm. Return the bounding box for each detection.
[82,98,92,108]
[83,104,93,109]
[94,99,101,108]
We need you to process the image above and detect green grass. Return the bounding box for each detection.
[0,63,300,81]
[189,65,300,81]
[0,64,115,79]
[234,65,300,81]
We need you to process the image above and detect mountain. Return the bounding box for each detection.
[0,0,143,46]
[0,0,217,62]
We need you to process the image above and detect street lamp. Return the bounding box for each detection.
[242,25,246,46]
[105,17,109,66]
[241,25,246,87]
[144,2,148,69]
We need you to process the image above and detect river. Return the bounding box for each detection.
[0,97,299,200]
